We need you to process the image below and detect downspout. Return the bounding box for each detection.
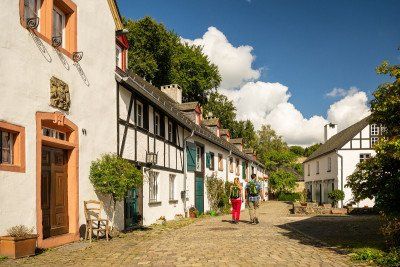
[336,150,344,207]
[226,150,232,181]
[183,130,195,217]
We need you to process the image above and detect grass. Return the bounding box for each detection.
[350,247,400,267]
[0,256,7,262]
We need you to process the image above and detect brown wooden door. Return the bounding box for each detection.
[41,146,69,238]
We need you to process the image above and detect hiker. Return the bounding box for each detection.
[245,173,262,224]
[229,177,243,224]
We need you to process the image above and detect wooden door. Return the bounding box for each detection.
[41,146,69,238]
[124,187,139,229]
[195,175,204,214]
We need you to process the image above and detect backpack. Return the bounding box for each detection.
[248,180,259,197]
[230,185,240,199]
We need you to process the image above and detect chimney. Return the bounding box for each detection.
[324,123,337,142]
[220,129,230,141]
[161,84,182,104]
[230,138,243,152]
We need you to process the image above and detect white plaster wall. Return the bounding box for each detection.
[337,149,375,207]
[0,1,118,234]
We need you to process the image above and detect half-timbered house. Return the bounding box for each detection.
[303,116,377,207]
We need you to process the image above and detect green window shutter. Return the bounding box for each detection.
[206,152,211,168]
[242,162,246,179]
[187,142,196,172]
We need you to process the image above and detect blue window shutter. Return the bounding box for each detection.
[187,142,196,172]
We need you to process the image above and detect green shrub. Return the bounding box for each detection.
[352,248,383,262]
[376,248,400,267]
[328,189,345,207]
[352,247,400,267]
[277,192,301,202]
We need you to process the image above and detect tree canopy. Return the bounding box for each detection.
[124,16,221,104]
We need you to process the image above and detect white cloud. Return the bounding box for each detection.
[326,87,359,98]
[183,27,370,146]
[181,27,260,88]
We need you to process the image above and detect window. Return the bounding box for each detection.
[136,101,143,127]
[169,174,176,201]
[371,137,379,146]
[209,152,215,170]
[218,154,223,171]
[42,127,66,140]
[154,113,160,135]
[316,161,319,174]
[229,157,233,173]
[52,5,66,47]
[360,153,371,163]
[235,158,240,175]
[307,164,310,176]
[196,146,202,171]
[116,45,122,69]
[168,121,173,142]
[0,122,25,173]
[371,124,379,136]
[327,157,331,172]
[149,171,159,203]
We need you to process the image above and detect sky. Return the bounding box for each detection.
[117,0,400,146]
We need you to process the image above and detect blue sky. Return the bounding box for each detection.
[117,0,399,145]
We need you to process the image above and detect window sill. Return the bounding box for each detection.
[0,164,25,173]
[148,201,162,206]
[169,200,178,204]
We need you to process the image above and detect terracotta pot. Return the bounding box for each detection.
[0,235,37,259]
[189,212,196,218]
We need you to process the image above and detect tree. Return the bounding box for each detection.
[304,143,322,157]
[269,169,297,196]
[124,16,221,104]
[203,92,236,130]
[328,189,345,207]
[89,154,143,228]
[231,120,258,149]
[289,146,305,157]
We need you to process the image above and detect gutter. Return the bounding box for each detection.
[183,130,195,217]
[335,150,344,207]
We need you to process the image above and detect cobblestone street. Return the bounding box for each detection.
[3,202,357,266]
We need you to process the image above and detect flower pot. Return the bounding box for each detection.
[189,212,196,218]
[0,235,37,259]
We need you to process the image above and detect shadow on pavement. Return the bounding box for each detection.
[277,215,385,252]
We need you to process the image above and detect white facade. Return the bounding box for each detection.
[0,0,120,247]
[304,123,377,208]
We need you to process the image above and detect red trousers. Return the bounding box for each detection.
[231,198,242,221]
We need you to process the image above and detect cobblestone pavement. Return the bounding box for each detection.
[2,201,360,266]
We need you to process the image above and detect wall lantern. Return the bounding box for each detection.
[145,151,158,166]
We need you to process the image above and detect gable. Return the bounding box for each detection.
[107,0,123,31]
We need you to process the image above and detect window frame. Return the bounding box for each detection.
[371,124,379,136]
[209,152,215,171]
[359,153,371,163]
[218,153,223,171]
[136,101,143,128]
[0,121,26,173]
[229,157,234,173]
[168,121,173,142]
[307,164,310,176]
[235,158,240,176]
[116,45,122,70]
[327,157,331,172]
[316,161,319,174]
[154,112,160,136]
[52,4,66,48]
[149,171,159,203]
[195,145,202,172]
[371,137,379,146]
[169,174,176,201]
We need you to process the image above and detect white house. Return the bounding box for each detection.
[0,0,125,248]
[303,116,379,208]
[116,71,266,227]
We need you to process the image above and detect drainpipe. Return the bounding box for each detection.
[225,150,232,181]
[336,150,344,208]
[183,130,195,217]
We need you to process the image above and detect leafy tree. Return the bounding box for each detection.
[89,154,143,228]
[328,189,345,207]
[203,92,237,130]
[124,16,221,104]
[289,146,305,156]
[304,143,322,157]
[269,169,297,196]
[231,120,258,149]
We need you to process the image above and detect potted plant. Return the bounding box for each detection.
[0,225,37,259]
[189,206,198,218]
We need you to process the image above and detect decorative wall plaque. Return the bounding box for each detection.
[50,76,71,111]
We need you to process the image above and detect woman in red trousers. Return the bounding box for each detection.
[229,177,243,224]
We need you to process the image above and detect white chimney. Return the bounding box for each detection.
[324,123,337,142]
[161,84,182,104]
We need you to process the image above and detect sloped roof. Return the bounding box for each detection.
[304,115,371,163]
[115,69,265,168]
[202,118,220,126]
[243,148,254,154]
[220,129,230,136]
[176,102,199,111]
[230,138,243,144]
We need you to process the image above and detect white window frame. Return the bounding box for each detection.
[168,121,173,142]
[149,171,159,203]
[154,112,160,135]
[169,174,176,201]
[116,45,122,69]
[371,124,379,136]
[136,101,143,128]
[1,131,14,164]
[218,154,223,171]
[327,157,331,172]
[359,153,371,163]
[316,161,319,174]
[371,137,379,146]
[52,5,66,48]
[196,145,202,172]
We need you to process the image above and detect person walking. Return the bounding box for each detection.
[245,173,262,224]
[229,177,243,224]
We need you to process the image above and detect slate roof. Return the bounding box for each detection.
[115,69,264,168]
[176,102,199,111]
[220,129,230,136]
[304,115,371,163]
[230,138,243,144]
[202,118,220,126]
